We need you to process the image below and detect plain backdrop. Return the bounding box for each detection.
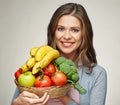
[0,0,120,105]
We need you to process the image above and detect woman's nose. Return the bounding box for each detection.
[63,30,72,39]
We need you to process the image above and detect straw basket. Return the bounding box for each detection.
[15,80,72,98]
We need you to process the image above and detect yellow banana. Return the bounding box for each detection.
[21,63,29,72]
[32,49,60,74]
[40,49,60,68]
[26,57,36,69]
[30,47,39,57]
[32,61,42,74]
[35,45,53,61]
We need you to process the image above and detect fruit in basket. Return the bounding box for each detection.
[19,45,60,74]
[26,57,36,69]
[14,45,86,96]
[35,45,53,61]
[18,71,35,87]
[30,47,39,57]
[43,63,56,77]
[32,48,60,74]
[51,71,67,86]
[21,64,29,72]
[14,68,22,80]
[34,75,52,87]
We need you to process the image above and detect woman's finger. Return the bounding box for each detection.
[20,91,39,99]
[29,92,50,104]
[42,94,50,105]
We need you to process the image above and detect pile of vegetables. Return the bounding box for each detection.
[14,45,86,95]
[54,57,86,94]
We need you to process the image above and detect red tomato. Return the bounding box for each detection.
[14,68,22,80]
[43,63,56,77]
[34,75,52,87]
[51,71,67,86]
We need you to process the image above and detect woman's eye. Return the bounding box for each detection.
[72,29,79,33]
[57,27,64,31]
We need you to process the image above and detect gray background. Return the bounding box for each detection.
[0,0,120,105]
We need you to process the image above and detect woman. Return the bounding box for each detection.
[11,3,107,105]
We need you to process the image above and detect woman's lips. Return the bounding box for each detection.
[61,41,74,47]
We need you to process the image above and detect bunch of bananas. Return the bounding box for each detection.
[21,45,60,74]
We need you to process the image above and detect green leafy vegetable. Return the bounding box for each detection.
[53,56,86,94]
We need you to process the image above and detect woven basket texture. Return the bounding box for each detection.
[15,80,72,98]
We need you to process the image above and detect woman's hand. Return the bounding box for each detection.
[12,91,49,105]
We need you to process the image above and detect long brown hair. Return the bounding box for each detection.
[47,3,97,70]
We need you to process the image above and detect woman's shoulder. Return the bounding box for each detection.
[82,64,107,79]
[92,64,107,75]
[89,64,107,81]
[81,64,107,87]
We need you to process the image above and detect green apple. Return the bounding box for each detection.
[18,71,35,87]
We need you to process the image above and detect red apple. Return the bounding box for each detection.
[18,71,35,87]
[14,68,22,80]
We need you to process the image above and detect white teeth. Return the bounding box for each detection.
[62,42,72,47]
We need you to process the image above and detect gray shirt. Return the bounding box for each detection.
[78,65,107,105]
[11,64,107,105]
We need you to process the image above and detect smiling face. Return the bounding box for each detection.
[55,15,82,59]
